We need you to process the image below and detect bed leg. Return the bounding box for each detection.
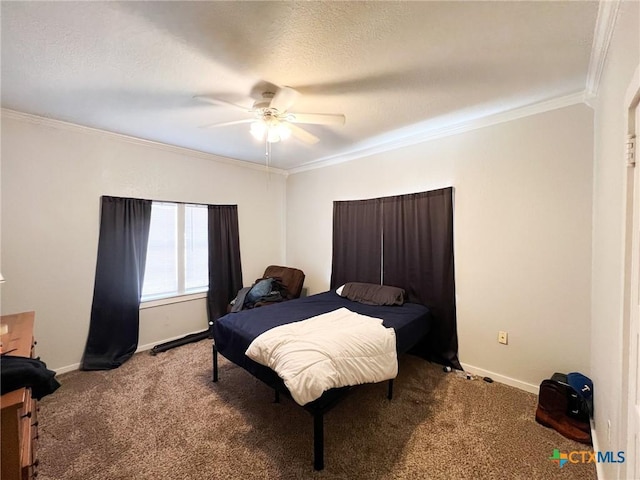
[313,413,324,471]
[212,344,218,383]
[388,379,394,400]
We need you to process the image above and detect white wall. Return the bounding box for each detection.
[0,112,287,371]
[591,2,639,478]
[287,103,594,391]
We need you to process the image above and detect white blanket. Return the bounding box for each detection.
[245,307,398,405]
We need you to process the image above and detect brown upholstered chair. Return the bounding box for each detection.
[228,265,305,312]
[261,265,305,300]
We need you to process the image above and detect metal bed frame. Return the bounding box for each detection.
[212,343,394,471]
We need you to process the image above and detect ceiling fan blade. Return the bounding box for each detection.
[200,118,254,129]
[270,86,300,113]
[194,95,252,112]
[287,123,320,145]
[287,112,346,126]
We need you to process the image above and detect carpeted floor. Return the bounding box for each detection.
[37,340,596,479]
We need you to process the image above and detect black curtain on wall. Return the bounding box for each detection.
[330,198,382,289]
[330,187,460,369]
[207,205,243,328]
[382,187,460,369]
[81,196,152,370]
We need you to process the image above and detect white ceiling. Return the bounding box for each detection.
[1,1,599,171]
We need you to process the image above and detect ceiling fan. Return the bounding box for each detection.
[195,86,345,145]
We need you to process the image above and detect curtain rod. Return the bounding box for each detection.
[101,195,237,208]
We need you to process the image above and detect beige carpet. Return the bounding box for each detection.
[37,340,596,479]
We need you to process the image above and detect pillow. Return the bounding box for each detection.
[335,284,345,296]
[339,282,405,306]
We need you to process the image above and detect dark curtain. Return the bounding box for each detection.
[330,198,382,289]
[81,196,152,370]
[207,205,243,326]
[382,187,460,369]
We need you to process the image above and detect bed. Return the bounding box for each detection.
[211,289,432,470]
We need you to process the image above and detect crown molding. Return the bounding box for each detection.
[585,0,621,99]
[2,87,588,178]
[1,109,288,177]
[288,91,588,175]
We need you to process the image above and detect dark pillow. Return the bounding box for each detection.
[339,282,405,306]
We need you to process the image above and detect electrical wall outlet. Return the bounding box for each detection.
[498,331,508,345]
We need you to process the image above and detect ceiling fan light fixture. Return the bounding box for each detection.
[199,86,339,147]
[266,128,280,144]
[250,121,267,141]
[276,122,291,141]
[252,118,291,143]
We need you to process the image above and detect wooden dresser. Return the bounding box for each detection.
[1,311,39,480]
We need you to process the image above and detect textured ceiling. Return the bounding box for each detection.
[1,1,599,171]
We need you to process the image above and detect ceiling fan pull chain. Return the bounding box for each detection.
[265,137,271,173]
[264,137,272,189]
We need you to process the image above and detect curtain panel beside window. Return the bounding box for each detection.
[207,205,243,327]
[81,196,152,370]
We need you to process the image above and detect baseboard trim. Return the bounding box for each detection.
[55,363,81,375]
[589,419,605,480]
[54,330,208,375]
[460,362,539,394]
[136,330,208,353]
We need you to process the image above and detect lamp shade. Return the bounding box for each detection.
[250,121,267,141]
[250,119,291,144]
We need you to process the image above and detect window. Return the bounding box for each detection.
[142,202,208,301]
